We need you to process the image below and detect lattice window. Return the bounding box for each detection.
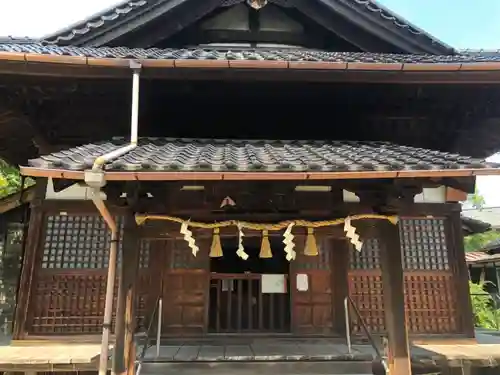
[349,239,381,270]
[41,214,124,269]
[139,239,150,269]
[29,274,116,334]
[405,273,457,333]
[294,239,331,270]
[400,218,449,270]
[348,271,385,333]
[170,240,207,269]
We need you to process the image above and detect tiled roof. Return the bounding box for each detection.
[26,138,498,172]
[0,36,39,44]
[461,216,492,236]
[480,238,500,252]
[42,0,148,45]
[347,0,453,52]
[40,0,451,53]
[1,44,500,64]
[466,251,492,263]
[462,207,500,229]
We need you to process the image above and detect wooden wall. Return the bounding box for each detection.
[14,205,469,338]
[349,218,459,335]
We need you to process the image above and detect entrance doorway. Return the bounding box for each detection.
[208,236,291,333]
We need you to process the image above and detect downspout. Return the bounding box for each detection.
[92,60,141,171]
[84,60,141,375]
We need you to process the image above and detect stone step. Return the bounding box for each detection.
[138,360,374,375]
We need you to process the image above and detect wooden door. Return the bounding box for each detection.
[292,237,334,335]
[161,239,209,336]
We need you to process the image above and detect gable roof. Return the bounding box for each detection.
[41,0,454,54]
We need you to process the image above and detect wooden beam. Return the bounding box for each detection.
[378,219,412,375]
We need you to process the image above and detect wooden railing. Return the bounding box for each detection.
[208,273,290,333]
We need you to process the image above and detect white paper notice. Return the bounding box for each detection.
[296,273,308,291]
[261,274,286,294]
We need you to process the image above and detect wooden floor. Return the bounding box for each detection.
[0,335,111,372]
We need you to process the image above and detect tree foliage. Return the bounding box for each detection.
[465,230,500,252]
[0,160,23,199]
[470,280,499,329]
[469,188,486,209]
[463,189,500,252]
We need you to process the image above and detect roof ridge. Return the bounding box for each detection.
[42,0,151,45]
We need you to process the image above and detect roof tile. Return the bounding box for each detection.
[43,1,148,45]
[1,44,500,64]
[26,138,498,172]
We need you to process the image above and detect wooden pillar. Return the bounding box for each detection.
[113,210,140,375]
[12,177,47,339]
[449,210,475,337]
[379,220,411,375]
[331,238,349,335]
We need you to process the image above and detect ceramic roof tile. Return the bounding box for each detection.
[1,43,500,63]
[42,1,148,45]
[26,138,498,172]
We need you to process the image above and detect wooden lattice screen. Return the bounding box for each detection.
[27,213,151,335]
[348,217,458,335]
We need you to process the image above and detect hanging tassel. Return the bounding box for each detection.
[304,227,318,256]
[259,230,273,258]
[209,227,223,258]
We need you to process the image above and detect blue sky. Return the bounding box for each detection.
[1,0,500,205]
[379,0,500,50]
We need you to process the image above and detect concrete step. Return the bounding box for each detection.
[138,360,374,375]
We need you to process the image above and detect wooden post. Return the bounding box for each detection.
[125,220,140,375]
[331,238,349,336]
[449,210,475,337]
[113,209,140,375]
[12,177,47,339]
[379,220,412,375]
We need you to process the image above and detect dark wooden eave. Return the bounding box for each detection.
[41,0,453,55]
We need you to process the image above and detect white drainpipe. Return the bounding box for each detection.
[84,60,141,375]
[92,60,141,171]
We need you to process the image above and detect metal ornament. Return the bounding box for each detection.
[247,0,268,10]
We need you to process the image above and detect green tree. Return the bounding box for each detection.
[0,160,22,198]
[470,280,499,329]
[464,230,500,252]
[469,187,486,209]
